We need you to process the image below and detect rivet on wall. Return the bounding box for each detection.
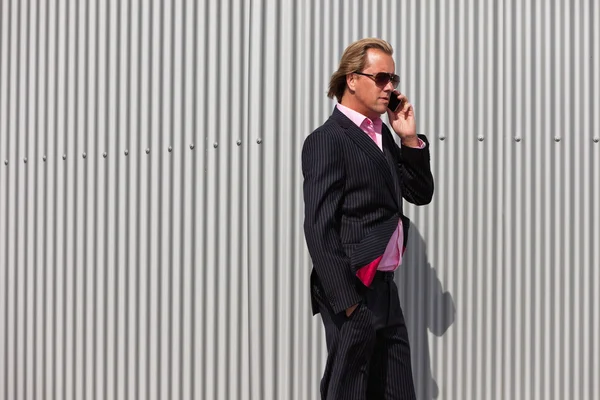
[146,148,150,154]
[439,136,446,141]
[190,143,195,150]
[124,150,129,156]
[554,137,561,142]
[63,154,67,160]
[103,152,107,158]
[4,160,7,166]
[213,142,218,148]
[168,146,173,152]
[514,137,522,142]
[43,155,47,162]
[594,137,599,143]
[257,138,263,144]
[82,152,87,159]
[23,158,27,163]
[237,140,242,146]
[478,136,484,142]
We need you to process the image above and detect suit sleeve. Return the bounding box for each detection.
[397,133,435,205]
[302,130,362,314]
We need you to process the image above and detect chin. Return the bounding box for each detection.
[374,106,387,115]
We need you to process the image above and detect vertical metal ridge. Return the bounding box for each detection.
[190,0,198,398]
[113,0,122,398]
[567,0,577,394]
[272,0,281,397]
[199,0,210,396]
[580,0,593,393]
[103,0,111,392]
[223,0,235,397]
[92,1,100,398]
[144,2,153,399]
[533,2,543,397]
[146,1,153,398]
[14,0,23,398]
[593,2,599,398]
[473,2,483,397]
[61,0,69,396]
[114,0,122,397]
[246,0,258,398]
[0,2,10,398]
[258,1,266,398]
[582,0,592,393]
[167,0,177,397]
[42,1,50,398]
[177,2,187,397]
[241,0,251,387]
[71,0,81,396]
[82,0,90,394]
[167,0,176,397]
[526,2,534,398]
[573,1,584,394]
[3,0,13,397]
[558,1,566,398]
[240,0,251,397]
[22,0,31,397]
[156,1,164,399]
[101,0,111,385]
[124,0,133,395]
[288,2,298,398]
[227,0,236,392]
[541,2,551,394]
[509,2,518,397]
[550,0,560,394]
[51,2,59,398]
[447,0,459,390]
[213,0,224,397]
[134,0,142,398]
[4,0,12,396]
[7,0,23,397]
[580,0,592,390]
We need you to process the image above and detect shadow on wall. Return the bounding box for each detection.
[395,225,455,400]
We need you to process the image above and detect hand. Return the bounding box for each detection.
[345,303,359,317]
[387,91,419,147]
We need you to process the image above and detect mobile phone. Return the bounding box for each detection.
[388,94,401,112]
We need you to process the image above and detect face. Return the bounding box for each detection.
[346,49,396,120]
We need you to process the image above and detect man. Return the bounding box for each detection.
[302,38,434,399]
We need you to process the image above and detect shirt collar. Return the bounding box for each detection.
[336,103,382,134]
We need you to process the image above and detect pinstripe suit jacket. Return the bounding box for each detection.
[302,107,434,315]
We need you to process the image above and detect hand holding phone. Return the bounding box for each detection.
[386,91,418,144]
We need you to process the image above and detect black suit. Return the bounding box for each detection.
[302,107,434,399]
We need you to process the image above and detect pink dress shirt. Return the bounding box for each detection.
[336,103,424,273]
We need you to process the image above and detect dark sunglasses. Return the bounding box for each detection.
[354,71,400,88]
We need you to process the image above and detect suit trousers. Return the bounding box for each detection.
[314,272,416,400]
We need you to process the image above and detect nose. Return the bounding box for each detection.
[383,79,394,92]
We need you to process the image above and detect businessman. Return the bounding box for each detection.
[302,38,434,399]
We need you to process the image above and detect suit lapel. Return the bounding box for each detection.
[330,108,399,206]
[382,129,403,207]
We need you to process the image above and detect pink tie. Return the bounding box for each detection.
[364,121,379,149]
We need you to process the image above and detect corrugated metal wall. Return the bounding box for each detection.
[1,0,598,399]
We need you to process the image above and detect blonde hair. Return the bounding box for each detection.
[327,38,394,102]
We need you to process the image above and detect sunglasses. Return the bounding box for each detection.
[354,71,400,88]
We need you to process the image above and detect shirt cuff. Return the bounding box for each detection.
[401,137,426,149]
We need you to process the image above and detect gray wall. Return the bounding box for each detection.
[1,0,598,399]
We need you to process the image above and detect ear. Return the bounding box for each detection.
[346,73,357,92]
